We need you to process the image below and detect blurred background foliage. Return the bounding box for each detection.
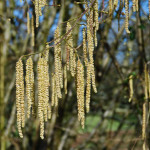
[0,0,150,150]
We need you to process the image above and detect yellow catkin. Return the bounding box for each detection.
[27,11,30,34]
[37,57,44,139]
[51,74,55,107]
[148,72,150,99]
[51,74,58,107]
[19,60,25,128]
[39,0,42,16]
[47,104,51,119]
[142,64,149,140]
[31,16,35,47]
[16,59,25,138]
[86,62,91,113]
[43,58,49,122]
[83,28,88,66]
[77,60,85,129]
[64,65,67,94]
[114,0,118,9]
[26,57,35,118]
[142,102,146,139]
[144,64,148,100]
[37,55,50,138]
[87,13,97,93]
[109,0,113,16]
[94,28,97,47]
[91,63,97,93]
[66,22,75,76]
[94,0,99,31]
[54,27,62,98]
[136,0,138,12]
[129,75,133,102]
[93,0,98,47]
[125,0,130,34]
[66,23,70,71]
[35,0,39,27]
[132,0,136,12]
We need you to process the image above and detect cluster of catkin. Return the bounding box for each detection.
[16,0,100,138]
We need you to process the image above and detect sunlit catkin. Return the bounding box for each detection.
[64,65,67,94]
[144,64,148,100]
[114,0,118,9]
[27,11,30,34]
[31,16,35,47]
[132,0,136,12]
[125,0,130,33]
[86,62,91,113]
[136,0,138,12]
[83,28,88,66]
[26,57,35,118]
[51,74,55,107]
[94,0,99,31]
[35,0,39,27]
[109,0,113,16]
[142,102,146,139]
[91,63,97,93]
[37,57,44,139]
[128,75,133,102]
[54,27,62,98]
[16,59,25,138]
[77,60,85,129]
[87,15,97,93]
[66,22,75,76]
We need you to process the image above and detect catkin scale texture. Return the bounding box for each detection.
[77,60,85,129]
[54,27,62,99]
[16,59,25,138]
[125,0,130,33]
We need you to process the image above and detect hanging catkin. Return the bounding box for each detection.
[128,74,133,102]
[26,57,35,118]
[136,0,138,12]
[125,0,130,33]
[66,22,76,76]
[54,27,62,98]
[94,0,99,31]
[35,0,39,27]
[64,65,67,94]
[86,62,91,113]
[114,0,118,9]
[37,57,45,139]
[39,0,42,16]
[16,59,25,138]
[109,0,113,16]
[37,54,50,138]
[77,59,85,129]
[83,28,88,66]
[87,12,97,93]
[31,16,35,47]
[142,102,146,139]
[132,0,136,12]
[27,11,30,34]
[51,74,55,107]
[91,63,97,93]
[144,64,148,100]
